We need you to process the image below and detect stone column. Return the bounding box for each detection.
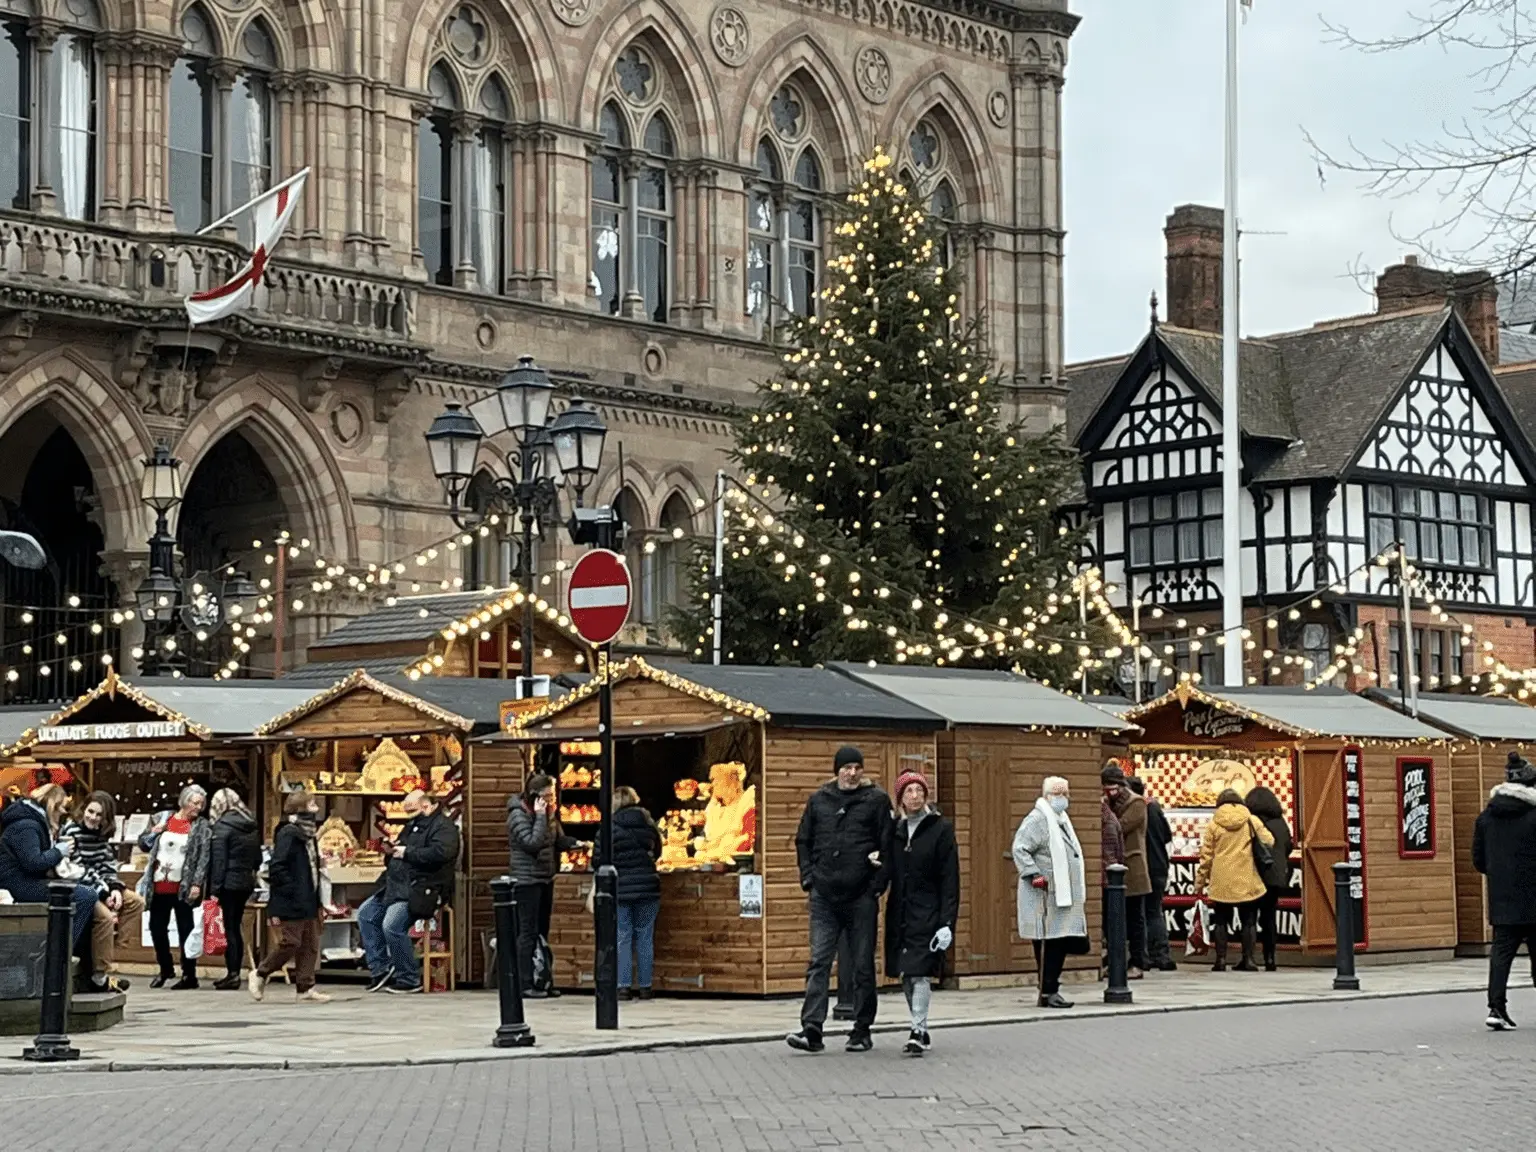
[620,153,643,318]
[451,112,481,289]
[27,19,60,214]
[532,131,555,298]
[301,78,327,245]
[509,128,528,293]
[700,167,718,325]
[97,34,126,223]
[211,60,240,234]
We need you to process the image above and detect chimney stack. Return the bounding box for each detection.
[1164,204,1224,333]
[1375,255,1500,365]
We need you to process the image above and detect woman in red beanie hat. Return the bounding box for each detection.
[884,769,959,1056]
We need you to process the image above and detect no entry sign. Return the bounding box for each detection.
[567,548,632,646]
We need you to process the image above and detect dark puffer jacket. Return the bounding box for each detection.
[1473,782,1536,925]
[266,820,321,921]
[0,801,63,904]
[794,780,892,902]
[884,809,960,979]
[209,809,263,897]
[612,805,661,905]
[506,794,577,883]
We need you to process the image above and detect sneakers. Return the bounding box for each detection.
[1158,961,1179,972]
[902,1030,924,1057]
[919,1029,932,1050]
[844,1030,873,1052]
[385,982,423,994]
[248,970,267,1002]
[367,967,396,993]
[297,988,332,1003]
[1487,1007,1518,1031]
[88,974,130,993]
[785,1029,825,1053]
[1037,992,1074,1009]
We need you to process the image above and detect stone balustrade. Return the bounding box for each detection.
[0,213,413,340]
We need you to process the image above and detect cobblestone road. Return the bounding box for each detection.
[7,990,1534,1151]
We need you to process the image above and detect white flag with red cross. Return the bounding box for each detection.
[184,168,308,326]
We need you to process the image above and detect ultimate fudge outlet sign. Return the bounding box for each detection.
[37,721,187,743]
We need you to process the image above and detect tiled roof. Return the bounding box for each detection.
[1157,327,1297,442]
[829,663,1132,731]
[282,657,415,683]
[310,590,503,650]
[1499,327,1536,365]
[1495,362,1536,450]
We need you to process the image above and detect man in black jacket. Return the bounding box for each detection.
[787,746,892,1054]
[362,791,460,994]
[1473,751,1536,1031]
[1129,776,1177,972]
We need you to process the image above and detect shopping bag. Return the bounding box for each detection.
[1185,899,1211,957]
[183,905,206,959]
[201,897,227,958]
[531,935,555,993]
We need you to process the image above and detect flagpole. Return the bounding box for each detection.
[195,167,310,238]
[1221,0,1243,687]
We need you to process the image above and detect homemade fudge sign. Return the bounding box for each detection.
[1396,757,1435,859]
[1181,703,1248,740]
[37,721,186,743]
[1340,745,1368,947]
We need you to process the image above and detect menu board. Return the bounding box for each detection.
[1396,757,1435,859]
[1340,746,1368,947]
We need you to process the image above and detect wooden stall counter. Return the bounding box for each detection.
[548,870,766,994]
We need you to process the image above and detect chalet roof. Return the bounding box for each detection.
[1364,689,1536,742]
[511,658,945,733]
[0,705,51,754]
[253,670,473,736]
[1066,307,1458,484]
[1125,684,1445,742]
[309,587,588,656]
[828,664,1133,731]
[25,675,318,743]
[282,657,417,683]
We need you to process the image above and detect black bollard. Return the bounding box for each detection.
[23,881,80,1062]
[489,876,535,1048]
[1332,861,1360,991]
[1103,864,1133,1005]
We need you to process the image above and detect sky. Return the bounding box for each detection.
[1062,0,1491,362]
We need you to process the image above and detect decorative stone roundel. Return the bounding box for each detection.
[444,5,489,68]
[710,5,749,67]
[987,89,1010,128]
[550,0,593,27]
[854,45,891,104]
[328,401,365,449]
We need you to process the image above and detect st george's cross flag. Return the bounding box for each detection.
[183,168,308,326]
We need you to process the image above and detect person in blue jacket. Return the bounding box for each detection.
[0,784,99,946]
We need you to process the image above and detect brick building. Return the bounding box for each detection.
[0,0,1077,699]
[1066,205,1536,696]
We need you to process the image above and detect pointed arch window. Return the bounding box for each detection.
[2,0,101,219]
[230,19,276,246]
[590,102,625,315]
[417,64,457,287]
[614,487,652,627]
[54,0,101,222]
[638,112,674,323]
[461,471,511,587]
[930,179,958,268]
[472,78,510,294]
[0,16,30,211]
[656,492,694,623]
[787,149,822,317]
[746,139,779,326]
[745,133,821,331]
[170,6,217,232]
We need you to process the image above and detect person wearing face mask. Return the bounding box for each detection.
[787,746,892,1054]
[137,784,211,989]
[883,770,959,1057]
[61,791,143,992]
[250,790,332,1003]
[1012,777,1088,1009]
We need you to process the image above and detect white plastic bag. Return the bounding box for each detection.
[182,906,206,959]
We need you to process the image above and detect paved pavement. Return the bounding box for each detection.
[0,959,1491,1070]
[5,989,1534,1151]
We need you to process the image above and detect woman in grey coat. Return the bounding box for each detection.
[1012,775,1088,1009]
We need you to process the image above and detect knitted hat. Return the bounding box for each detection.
[1100,762,1127,786]
[833,745,864,771]
[1507,751,1536,785]
[894,771,930,801]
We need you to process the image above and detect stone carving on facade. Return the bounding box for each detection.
[0,310,37,374]
[854,46,891,104]
[710,6,749,67]
[549,0,593,27]
[442,4,491,69]
[300,355,343,413]
[987,89,1010,127]
[374,369,415,424]
[328,401,366,449]
[134,364,194,419]
[111,329,157,395]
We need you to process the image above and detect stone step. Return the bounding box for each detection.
[68,990,126,1032]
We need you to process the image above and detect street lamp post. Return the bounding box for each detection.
[133,444,260,677]
[425,356,613,697]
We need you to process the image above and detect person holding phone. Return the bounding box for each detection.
[0,784,98,949]
[506,773,579,997]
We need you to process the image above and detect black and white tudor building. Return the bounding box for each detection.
[1066,286,1536,694]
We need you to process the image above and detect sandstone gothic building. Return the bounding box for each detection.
[0,0,1075,699]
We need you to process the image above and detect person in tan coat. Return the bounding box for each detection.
[1194,789,1275,972]
[1102,763,1151,978]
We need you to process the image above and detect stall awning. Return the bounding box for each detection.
[1126,683,1447,741]
[1364,689,1536,742]
[829,663,1136,732]
[483,717,748,743]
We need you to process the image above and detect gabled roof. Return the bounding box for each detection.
[1067,307,1467,485]
[310,587,589,655]
[282,657,418,683]
[1125,683,1445,741]
[1364,689,1536,742]
[23,673,319,743]
[828,663,1133,731]
[254,670,473,736]
[1495,361,1536,451]
[510,658,946,733]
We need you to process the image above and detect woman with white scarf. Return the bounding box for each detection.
[1012,776,1088,1009]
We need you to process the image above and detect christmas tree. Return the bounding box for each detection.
[672,147,1109,684]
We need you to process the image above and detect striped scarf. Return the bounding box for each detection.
[60,818,120,897]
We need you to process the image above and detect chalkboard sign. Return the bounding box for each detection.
[1396,757,1435,859]
[1340,745,1368,948]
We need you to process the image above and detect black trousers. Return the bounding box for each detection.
[514,879,554,989]
[1032,938,1068,995]
[800,890,878,1034]
[217,890,251,977]
[148,890,196,978]
[1125,893,1149,970]
[1256,888,1281,961]
[1145,884,1173,967]
[1488,923,1536,1011]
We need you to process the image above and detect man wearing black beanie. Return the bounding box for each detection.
[787,745,892,1053]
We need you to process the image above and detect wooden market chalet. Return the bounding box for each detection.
[1066,206,1536,696]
